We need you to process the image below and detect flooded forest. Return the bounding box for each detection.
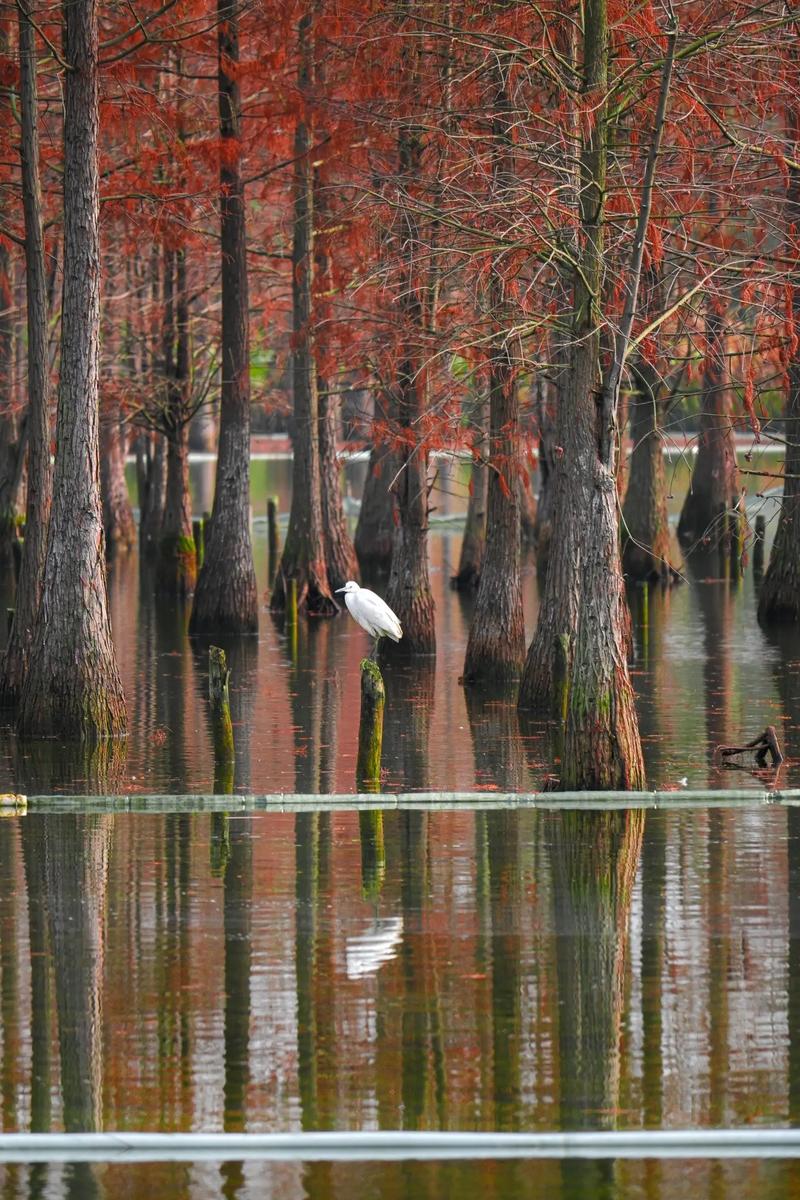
[1,0,800,1196]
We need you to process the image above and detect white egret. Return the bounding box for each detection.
[336,581,402,658]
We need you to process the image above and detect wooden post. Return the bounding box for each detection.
[359,810,385,898]
[286,576,298,662]
[193,518,205,569]
[209,645,234,794]
[753,514,766,581]
[357,657,385,792]
[267,497,279,583]
[639,582,649,666]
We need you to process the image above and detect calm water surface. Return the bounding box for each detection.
[0,449,799,1198]
[1,805,800,1198]
[0,451,797,795]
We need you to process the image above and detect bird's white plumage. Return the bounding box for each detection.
[336,581,402,643]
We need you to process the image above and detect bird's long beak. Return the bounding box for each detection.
[335,587,346,593]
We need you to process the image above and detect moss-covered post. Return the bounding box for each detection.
[285,576,299,663]
[267,497,279,584]
[357,657,385,792]
[209,645,234,794]
[359,811,385,900]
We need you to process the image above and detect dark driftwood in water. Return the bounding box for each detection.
[716,726,783,766]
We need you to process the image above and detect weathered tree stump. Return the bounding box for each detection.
[716,725,784,767]
[357,657,385,792]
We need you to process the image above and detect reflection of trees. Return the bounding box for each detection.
[383,662,434,791]
[44,816,113,1133]
[0,819,20,1130]
[465,685,527,792]
[286,623,330,794]
[548,810,644,1199]
[220,815,253,1200]
[11,737,127,798]
[296,812,337,1199]
[485,812,522,1127]
[687,552,735,786]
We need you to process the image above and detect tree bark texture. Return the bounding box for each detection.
[136,430,167,554]
[190,0,258,636]
[621,359,672,581]
[18,0,127,739]
[157,246,196,595]
[463,71,524,684]
[100,401,136,552]
[677,302,739,550]
[271,11,337,617]
[452,395,488,591]
[758,104,800,624]
[0,241,18,580]
[315,126,358,592]
[354,432,398,575]
[158,425,196,596]
[319,378,358,590]
[518,0,644,789]
[1,0,52,706]
[384,118,436,655]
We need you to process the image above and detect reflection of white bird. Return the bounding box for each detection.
[336,581,403,657]
[346,916,403,979]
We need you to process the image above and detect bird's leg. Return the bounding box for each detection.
[370,634,381,662]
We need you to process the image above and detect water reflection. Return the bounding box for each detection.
[1,806,800,1196]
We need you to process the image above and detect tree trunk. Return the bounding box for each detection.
[319,378,358,590]
[354,413,398,576]
[137,430,167,555]
[18,0,127,739]
[1,0,53,707]
[100,400,135,552]
[758,105,800,624]
[677,301,739,551]
[190,0,258,636]
[463,69,525,684]
[271,10,337,617]
[314,104,358,593]
[384,116,436,655]
[452,396,488,591]
[158,425,196,596]
[157,245,196,595]
[621,359,672,581]
[0,240,18,580]
[518,0,645,789]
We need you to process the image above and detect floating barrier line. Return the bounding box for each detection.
[10,789,800,815]
[1,1129,800,1162]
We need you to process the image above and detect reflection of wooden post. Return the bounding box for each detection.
[359,811,385,898]
[357,658,385,792]
[209,646,234,794]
